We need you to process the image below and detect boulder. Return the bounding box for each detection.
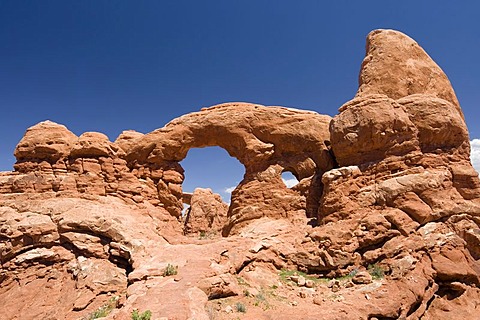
[356,29,462,118]
[183,188,228,235]
[70,132,125,158]
[14,120,77,166]
[114,130,144,153]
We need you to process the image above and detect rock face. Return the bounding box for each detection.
[1,29,479,319]
[7,104,333,235]
[126,103,334,234]
[14,120,78,165]
[183,188,228,235]
[356,29,463,118]
[317,29,480,319]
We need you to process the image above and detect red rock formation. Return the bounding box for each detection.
[356,29,463,118]
[316,29,480,318]
[183,188,228,236]
[126,103,334,233]
[0,29,479,319]
[14,120,77,164]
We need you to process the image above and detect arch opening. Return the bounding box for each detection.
[281,171,299,188]
[181,146,244,201]
[179,146,245,236]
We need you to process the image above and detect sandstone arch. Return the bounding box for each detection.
[11,103,334,236]
[126,102,334,234]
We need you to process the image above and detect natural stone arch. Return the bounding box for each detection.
[126,102,334,234]
[179,146,243,236]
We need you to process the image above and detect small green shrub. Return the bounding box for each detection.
[254,292,266,307]
[255,292,266,302]
[327,294,342,301]
[348,269,359,277]
[253,289,272,310]
[237,277,249,286]
[279,269,321,284]
[198,230,217,240]
[86,296,119,319]
[335,269,358,281]
[89,308,110,319]
[163,263,178,276]
[131,309,152,320]
[368,264,385,280]
[236,302,246,313]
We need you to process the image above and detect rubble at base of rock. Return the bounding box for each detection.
[1,29,480,320]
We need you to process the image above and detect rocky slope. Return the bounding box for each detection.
[1,29,479,320]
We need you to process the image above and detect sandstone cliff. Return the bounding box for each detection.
[1,29,479,320]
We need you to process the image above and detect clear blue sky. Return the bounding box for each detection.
[1,1,479,198]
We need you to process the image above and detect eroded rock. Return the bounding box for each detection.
[183,188,228,236]
[0,29,479,320]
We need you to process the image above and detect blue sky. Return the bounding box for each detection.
[1,1,479,199]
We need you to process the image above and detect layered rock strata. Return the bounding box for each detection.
[313,29,480,318]
[7,104,334,235]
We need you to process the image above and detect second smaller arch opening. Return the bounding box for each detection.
[281,171,299,188]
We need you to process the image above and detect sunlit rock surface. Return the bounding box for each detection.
[1,29,479,320]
